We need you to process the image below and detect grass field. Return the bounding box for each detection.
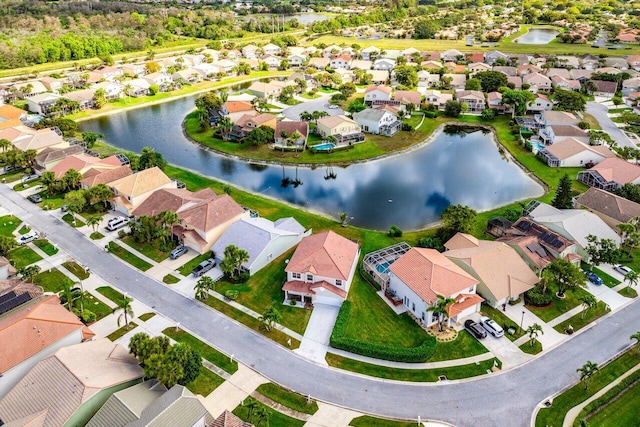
[163,327,239,374]
[96,286,126,305]
[583,379,640,426]
[61,261,90,280]
[107,322,138,341]
[32,239,58,256]
[255,383,319,415]
[32,268,68,293]
[106,241,153,271]
[553,301,609,334]
[430,330,489,361]
[8,246,42,269]
[83,292,113,321]
[0,215,21,237]
[186,368,225,397]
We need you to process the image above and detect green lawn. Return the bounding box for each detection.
[480,304,526,341]
[186,368,225,397]
[215,249,311,335]
[62,213,86,228]
[121,236,174,263]
[350,416,417,427]
[326,353,501,382]
[177,252,213,276]
[519,339,543,355]
[13,179,42,191]
[526,283,592,323]
[1,169,27,183]
[107,241,153,271]
[198,296,300,349]
[553,302,609,334]
[299,92,320,99]
[32,239,58,256]
[619,287,638,298]
[535,348,640,427]
[255,383,318,415]
[429,330,489,362]
[139,312,156,321]
[8,246,43,269]
[90,232,105,240]
[233,398,305,427]
[17,225,30,235]
[0,215,21,237]
[96,286,126,304]
[32,268,69,293]
[163,274,181,284]
[83,292,113,321]
[61,261,90,280]
[163,327,238,375]
[107,322,138,341]
[583,379,640,427]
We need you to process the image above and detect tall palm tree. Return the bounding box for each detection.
[41,171,58,196]
[526,323,544,347]
[426,294,456,332]
[62,169,83,191]
[114,297,135,329]
[579,295,598,320]
[60,279,82,313]
[577,361,599,390]
[631,331,640,354]
[625,270,639,290]
[158,210,179,242]
[194,276,215,300]
[216,116,234,141]
[259,304,282,332]
[0,138,11,152]
[86,216,101,233]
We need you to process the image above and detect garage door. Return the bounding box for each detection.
[315,290,342,307]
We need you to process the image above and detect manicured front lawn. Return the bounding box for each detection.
[215,249,311,335]
[107,322,138,341]
[13,179,42,191]
[299,91,320,99]
[61,261,90,280]
[480,303,526,341]
[62,213,86,228]
[33,239,59,256]
[90,232,105,240]
[163,274,180,284]
[186,368,224,397]
[83,292,113,321]
[32,268,69,293]
[519,339,543,355]
[326,353,501,382]
[583,380,640,427]
[553,301,609,334]
[350,416,417,427]
[7,246,43,269]
[96,286,125,304]
[178,252,212,276]
[255,383,318,415]
[0,215,21,237]
[121,236,174,263]
[535,348,640,427]
[106,241,153,271]
[138,312,156,321]
[619,287,638,298]
[581,262,620,288]
[17,225,30,235]
[429,330,488,361]
[233,398,305,427]
[526,284,592,323]
[163,327,238,375]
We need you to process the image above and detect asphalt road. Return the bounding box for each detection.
[586,101,635,148]
[3,185,640,427]
[281,94,345,121]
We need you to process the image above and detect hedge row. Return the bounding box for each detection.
[573,367,640,426]
[329,301,437,362]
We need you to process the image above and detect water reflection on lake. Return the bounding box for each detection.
[514,28,559,44]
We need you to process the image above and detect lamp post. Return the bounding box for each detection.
[520,310,525,333]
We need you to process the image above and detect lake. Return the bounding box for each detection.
[514,28,559,44]
[241,13,333,24]
[80,97,544,230]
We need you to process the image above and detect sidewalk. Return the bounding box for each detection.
[202,364,268,418]
[503,301,565,350]
[304,402,361,427]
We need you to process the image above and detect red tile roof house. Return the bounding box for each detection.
[282,231,360,307]
[387,248,483,328]
[577,157,640,191]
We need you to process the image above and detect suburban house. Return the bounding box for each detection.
[387,248,483,327]
[372,58,395,71]
[591,80,618,98]
[456,90,486,113]
[361,46,380,61]
[316,115,364,144]
[329,55,352,70]
[213,217,309,276]
[468,62,492,75]
[81,165,133,189]
[275,120,309,150]
[109,166,177,215]
[527,94,554,112]
[0,339,143,427]
[517,64,543,76]
[34,145,84,173]
[523,73,552,92]
[0,295,93,398]
[248,81,281,100]
[230,113,278,140]
[508,75,523,89]
[536,110,580,127]
[577,158,640,191]
[39,76,65,92]
[9,126,67,153]
[288,54,307,67]
[26,93,63,115]
[444,233,539,308]
[122,63,146,77]
[394,90,421,108]
[441,49,463,62]
[0,257,14,280]
[484,50,509,65]
[493,66,517,76]
[211,59,236,73]
[487,91,511,114]
[260,54,281,69]
[219,100,257,123]
[417,70,440,88]
[93,65,123,81]
[282,231,360,307]
[627,55,640,69]
[242,44,259,58]
[353,108,401,136]
[0,104,26,129]
[308,57,329,69]
[444,74,467,90]
[369,70,390,85]
[262,43,282,56]
[364,85,392,103]
[623,77,640,96]
[498,217,581,269]
[537,137,616,167]
[334,68,355,83]
[87,383,212,427]
[539,125,589,145]
[350,59,372,70]
[49,154,124,179]
[424,90,453,110]
[574,187,640,231]
[133,187,248,254]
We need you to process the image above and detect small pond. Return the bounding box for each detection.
[514,28,559,44]
[241,13,333,24]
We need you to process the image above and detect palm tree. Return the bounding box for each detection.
[625,270,639,290]
[631,331,640,354]
[62,169,83,191]
[60,279,81,311]
[526,323,544,347]
[158,210,179,244]
[216,116,234,141]
[114,297,135,329]
[577,361,599,390]
[0,138,11,152]
[259,304,282,332]
[426,294,456,332]
[194,276,215,300]
[579,294,598,320]
[86,216,101,233]
[41,171,58,196]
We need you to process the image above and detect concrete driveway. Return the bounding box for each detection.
[282,95,345,121]
[586,101,635,148]
[295,303,339,365]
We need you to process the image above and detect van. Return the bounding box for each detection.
[106,216,129,231]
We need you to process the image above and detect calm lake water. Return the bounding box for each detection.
[514,28,559,44]
[242,13,333,24]
[80,97,543,230]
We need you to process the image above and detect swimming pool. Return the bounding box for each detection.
[376,261,393,274]
[314,143,336,151]
[530,141,546,153]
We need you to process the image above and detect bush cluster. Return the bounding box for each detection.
[525,286,552,306]
[330,301,437,362]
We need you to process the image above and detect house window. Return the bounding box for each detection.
[292,272,301,279]
[404,296,409,307]
[267,254,273,261]
[412,302,416,312]
[335,279,342,287]
[469,286,474,292]
[307,274,313,281]
[421,312,425,321]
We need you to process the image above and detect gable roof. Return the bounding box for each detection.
[592,80,618,94]
[0,104,26,129]
[36,145,85,165]
[444,234,539,301]
[109,167,172,198]
[574,187,640,223]
[11,127,64,152]
[210,410,253,427]
[317,114,358,129]
[389,248,478,304]
[127,385,211,427]
[549,125,588,138]
[132,188,216,218]
[81,165,133,188]
[544,137,615,160]
[178,193,246,233]
[49,154,122,180]
[365,85,392,94]
[224,101,254,113]
[353,108,395,122]
[275,121,309,139]
[285,231,359,280]
[586,158,640,185]
[394,90,421,105]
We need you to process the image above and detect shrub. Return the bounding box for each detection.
[578,121,591,130]
[289,299,297,306]
[225,289,239,300]
[417,236,444,252]
[388,225,403,237]
[330,93,346,102]
[117,230,126,239]
[74,309,96,324]
[401,123,414,131]
[424,111,437,118]
[330,301,437,362]
[525,286,552,306]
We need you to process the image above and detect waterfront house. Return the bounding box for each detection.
[577,157,640,191]
[230,113,278,140]
[456,90,486,113]
[364,85,392,103]
[220,100,257,123]
[49,153,124,180]
[487,91,512,114]
[424,90,453,111]
[537,137,615,167]
[394,90,421,108]
[353,108,401,136]
[574,187,640,231]
[536,110,580,127]
[92,81,124,100]
[260,54,281,69]
[26,93,62,115]
[316,115,364,144]
[539,125,589,145]
[34,145,84,173]
[0,104,26,129]
[275,120,309,149]
[248,81,281,100]
[65,88,98,110]
[8,126,67,153]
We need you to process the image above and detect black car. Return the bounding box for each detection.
[464,319,487,339]
[28,194,42,203]
[192,258,216,277]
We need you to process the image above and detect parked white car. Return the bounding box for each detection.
[17,230,39,245]
[480,316,504,338]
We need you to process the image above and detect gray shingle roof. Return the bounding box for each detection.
[128,385,211,427]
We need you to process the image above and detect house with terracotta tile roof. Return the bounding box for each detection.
[444,233,539,308]
[81,165,133,189]
[210,410,253,427]
[282,231,359,307]
[539,125,589,145]
[109,167,176,215]
[456,90,485,113]
[574,187,640,231]
[393,90,421,108]
[0,338,143,427]
[577,158,640,191]
[230,113,278,140]
[34,145,85,173]
[49,154,123,179]
[275,121,309,149]
[424,90,453,111]
[7,125,68,153]
[0,295,93,398]
[538,137,616,167]
[329,55,352,70]
[0,279,42,310]
[248,81,281,100]
[0,104,26,129]
[387,248,483,327]
[523,72,552,92]
[527,93,553,112]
